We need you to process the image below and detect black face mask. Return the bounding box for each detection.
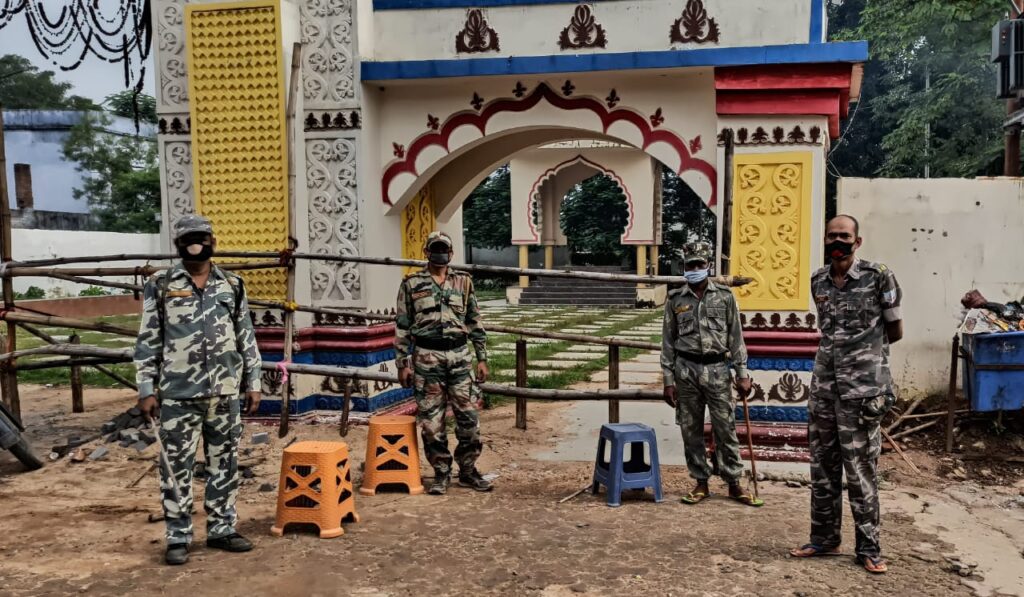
[428,251,451,266]
[824,240,855,261]
[178,243,214,263]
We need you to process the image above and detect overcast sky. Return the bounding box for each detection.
[0,0,155,103]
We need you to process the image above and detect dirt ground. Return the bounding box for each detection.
[1,386,1022,597]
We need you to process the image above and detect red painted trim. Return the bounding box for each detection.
[705,423,807,446]
[382,82,717,206]
[746,344,818,358]
[717,89,842,137]
[260,336,396,353]
[743,331,821,344]
[715,64,853,91]
[524,154,638,244]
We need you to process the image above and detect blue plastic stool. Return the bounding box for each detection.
[590,423,664,507]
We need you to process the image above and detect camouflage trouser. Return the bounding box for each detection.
[158,396,241,545]
[413,345,481,477]
[808,383,882,557]
[675,361,744,483]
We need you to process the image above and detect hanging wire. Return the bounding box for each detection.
[0,1,151,101]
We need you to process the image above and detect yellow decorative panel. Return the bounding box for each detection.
[185,1,288,300]
[401,186,436,275]
[730,152,812,311]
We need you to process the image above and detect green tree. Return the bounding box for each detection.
[660,168,716,271]
[61,112,160,232]
[560,174,630,265]
[0,54,97,110]
[829,0,1006,182]
[103,89,157,124]
[463,165,512,250]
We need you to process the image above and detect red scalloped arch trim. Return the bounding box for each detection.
[524,154,639,244]
[382,82,717,207]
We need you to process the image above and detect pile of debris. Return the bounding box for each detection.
[100,406,158,451]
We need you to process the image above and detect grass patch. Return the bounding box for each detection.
[481,307,662,407]
[15,314,140,388]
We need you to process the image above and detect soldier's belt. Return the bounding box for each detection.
[414,336,468,351]
[678,352,727,365]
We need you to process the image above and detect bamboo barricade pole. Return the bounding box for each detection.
[278,41,303,439]
[608,344,620,424]
[0,311,137,337]
[0,343,669,402]
[69,333,84,413]
[515,339,527,430]
[3,262,284,278]
[15,357,129,371]
[0,107,20,418]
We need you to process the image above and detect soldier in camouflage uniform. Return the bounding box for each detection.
[134,215,263,566]
[661,242,761,507]
[395,231,492,495]
[790,215,903,574]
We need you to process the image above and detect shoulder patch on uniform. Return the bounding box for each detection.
[814,294,829,303]
[674,305,692,314]
[166,290,191,298]
[411,290,431,300]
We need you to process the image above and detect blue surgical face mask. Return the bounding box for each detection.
[683,268,709,285]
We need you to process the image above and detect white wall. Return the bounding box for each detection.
[11,230,161,295]
[839,177,1024,398]
[371,0,812,62]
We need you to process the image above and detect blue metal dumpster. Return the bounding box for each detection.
[962,331,1024,412]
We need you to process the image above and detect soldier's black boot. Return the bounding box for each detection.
[206,533,253,552]
[458,468,493,492]
[428,471,451,495]
[165,543,189,565]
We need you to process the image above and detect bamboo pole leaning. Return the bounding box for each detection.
[16,322,137,390]
[0,311,137,337]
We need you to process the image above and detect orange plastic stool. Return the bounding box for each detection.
[359,415,425,496]
[270,441,360,539]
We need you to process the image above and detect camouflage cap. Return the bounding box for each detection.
[682,241,713,265]
[424,231,453,251]
[173,214,214,241]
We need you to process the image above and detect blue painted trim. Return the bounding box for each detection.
[748,357,814,372]
[736,405,808,423]
[809,0,824,44]
[258,388,414,415]
[361,42,869,81]
[261,348,396,368]
[375,0,583,9]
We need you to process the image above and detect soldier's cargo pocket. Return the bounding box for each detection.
[707,307,727,331]
[677,314,696,335]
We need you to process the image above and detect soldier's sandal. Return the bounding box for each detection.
[789,544,842,558]
[857,554,888,574]
[680,491,709,505]
[728,493,764,507]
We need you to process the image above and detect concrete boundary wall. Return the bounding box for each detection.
[838,177,1024,399]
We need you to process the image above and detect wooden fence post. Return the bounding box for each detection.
[70,333,84,413]
[608,344,620,423]
[515,339,527,430]
[0,108,20,418]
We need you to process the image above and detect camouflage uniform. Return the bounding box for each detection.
[135,221,262,546]
[661,244,749,483]
[395,235,487,478]
[808,258,902,558]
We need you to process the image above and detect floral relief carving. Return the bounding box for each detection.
[300,0,356,109]
[163,141,194,249]
[307,138,361,305]
[670,0,721,45]
[558,5,607,50]
[156,0,188,112]
[718,125,825,147]
[456,9,500,54]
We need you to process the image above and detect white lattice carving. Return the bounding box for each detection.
[307,137,361,304]
[163,141,194,247]
[154,0,188,113]
[300,0,356,109]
